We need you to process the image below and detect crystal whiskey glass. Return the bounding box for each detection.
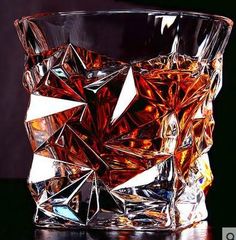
[15,10,233,230]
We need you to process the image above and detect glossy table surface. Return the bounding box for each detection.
[33,222,213,240]
[0,180,223,240]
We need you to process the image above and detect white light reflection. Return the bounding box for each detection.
[26,94,85,121]
[110,67,137,125]
[160,16,177,34]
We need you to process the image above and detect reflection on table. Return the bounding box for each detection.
[34,221,212,240]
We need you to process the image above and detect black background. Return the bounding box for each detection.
[0,0,235,239]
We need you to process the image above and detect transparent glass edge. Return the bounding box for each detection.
[14,9,233,28]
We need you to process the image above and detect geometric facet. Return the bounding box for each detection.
[111,67,137,125]
[23,47,219,229]
[26,94,85,122]
[23,47,219,230]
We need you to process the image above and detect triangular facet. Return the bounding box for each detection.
[178,74,210,107]
[35,124,93,168]
[87,179,99,222]
[36,71,84,101]
[87,180,123,226]
[53,205,79,222]
[46,171,92,204]
[67,126,109,175]
[112,156,175,203]
[35,206,83,226]
[111,67,138,125]
[26,104,84,151]
[105,115,176,160]
[61,44,87,75]
[26,94,85,121]
[67,172,95,223]
[84,66,130,139]
[35,171,94,224]
[28,154,92,204]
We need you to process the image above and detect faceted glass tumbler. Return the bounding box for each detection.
[15,10,233,230]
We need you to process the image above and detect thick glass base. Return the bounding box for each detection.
[32,157,208,230]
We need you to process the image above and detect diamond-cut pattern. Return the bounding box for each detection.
[15,11,232,230]
[23,44,218,230]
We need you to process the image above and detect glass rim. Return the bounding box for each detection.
[15,9,233,28]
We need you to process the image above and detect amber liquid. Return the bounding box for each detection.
[26,46,216,190]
